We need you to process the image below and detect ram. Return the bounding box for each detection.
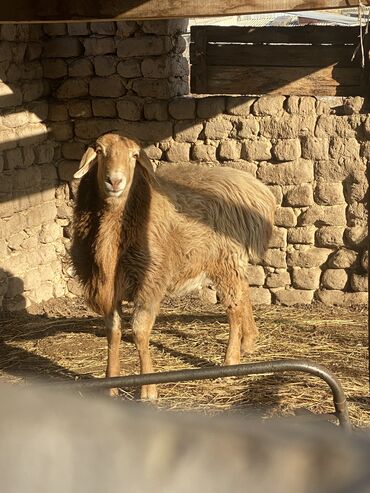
[71,133,276,399]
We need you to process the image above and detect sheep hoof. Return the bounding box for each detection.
[140,384,158,402]
[241,335,257,356]
[223,356,240,366]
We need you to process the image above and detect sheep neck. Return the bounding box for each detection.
[92,166,152,314]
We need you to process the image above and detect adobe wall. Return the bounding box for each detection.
[0,20,367,309]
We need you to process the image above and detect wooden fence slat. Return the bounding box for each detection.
[190,29,208,93]
[204,44,360,68]
[196,65,365,96]
[191,25,361,45]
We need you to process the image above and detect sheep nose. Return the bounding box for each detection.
[106,176,123,190]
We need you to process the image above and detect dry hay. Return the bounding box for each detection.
[0,296,368,428]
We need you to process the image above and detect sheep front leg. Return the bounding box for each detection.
[240,284,259,356]
[132,306,158,401]
[224,303,242,366]
[105,309,122,397]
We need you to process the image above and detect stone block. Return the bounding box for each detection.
[275,207,296,227]
[266,271,291,288]
[94,55,117,77]
[192,143,217,162]
[287,226,316,245]
[144,101,168,121]
[344,180,368,204]
[50,122,73,141]
[5,148,22,170]
[218,140,241,161]
[347,203,367,225]
[23,80,45,103]
[169,98,196,119]
[142,19,188,35]
[204,118,232,140]
[314,158,365,183]
[48,103,68,122]
[299,205,346,227]
[237,117,259,139]
[42,58,68,79]
[249,287,271,305]
[316,227,344,248]
[284,184,313,207]
[314,181,344,206]
[252,95,285,116]
[247,265,265,286]
[56,79,88,99]
[226,96,255,116]
[83,37,116,56]
[166,142,190,162]
[69,58,94,77]
[273,139,301,161]
[62,142,85,160]
[243,138,271,161]
[351,273,368,292]
[287,246,332,268]
[327,248,358,268]
[292,267,321,290]
[117,36,172,57]
[222,161,257,176]
[361,250,368,271]
[117,99,142,121]
[264,249,287,268]
[43,38,83,58]
[68,100,92,118]
[117,60,141,78]
[0,82,22,107]
[90,22,116,35]
[2,110,29,128]
[142,55,188,79]
[89,77,125,98]
[43,23,66,36]
[197,97,225,119]
[174,121,202,143]
[269,227,287,248]
[268,185,283,205]
[321,269,347,290]
[329,138,360,161]
[257,159,313,185]
[39,222,62,243]
[274,289,314,305]
[315,290,367,305]
[260,115,316,139]
[92,99,117,117]
[67,23,90,36]
[344,224,367,249]
[58,160,79,181]
[132,78,185,99]
[143,145,162,160]
[116,21,138,38]
[301,137,329,160]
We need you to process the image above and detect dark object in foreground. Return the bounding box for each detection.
[51,358,351,431]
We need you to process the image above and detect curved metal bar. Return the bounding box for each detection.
[53,358,351,430]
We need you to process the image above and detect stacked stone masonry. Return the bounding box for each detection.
[0,20,368,309]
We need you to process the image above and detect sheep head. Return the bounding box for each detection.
[73,133,156,199]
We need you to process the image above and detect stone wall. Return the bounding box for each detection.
[0,20,368,309]
[0,24,66,310]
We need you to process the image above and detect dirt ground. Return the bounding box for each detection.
[0,296,368,428]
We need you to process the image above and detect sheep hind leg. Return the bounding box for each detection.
[215,279,243,366]
[240,283,259,356]
[105,308,122,397]
[132,305,158,401]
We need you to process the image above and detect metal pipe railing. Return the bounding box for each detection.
[51,358,352,430]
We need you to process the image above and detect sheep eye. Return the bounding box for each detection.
[96,148,102,154]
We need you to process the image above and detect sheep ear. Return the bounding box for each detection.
[136,149,157,178]
[73,147,97,179]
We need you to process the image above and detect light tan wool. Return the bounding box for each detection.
[72,133,276,399]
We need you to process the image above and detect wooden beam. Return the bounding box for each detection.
[194,65,366,96]
[0,0,368,23]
